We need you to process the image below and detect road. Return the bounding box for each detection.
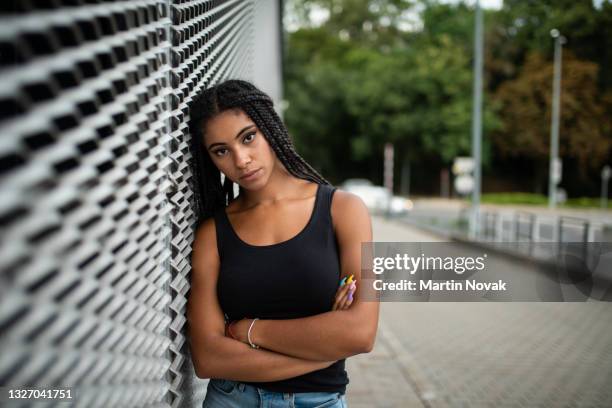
[345,216,612,408]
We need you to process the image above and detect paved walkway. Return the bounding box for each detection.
[345,216,612,408]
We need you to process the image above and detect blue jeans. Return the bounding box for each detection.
[203,378,348,408]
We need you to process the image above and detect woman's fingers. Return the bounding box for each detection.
[338,282,356,310]
[332,280,357,311]
[332,281,351,311]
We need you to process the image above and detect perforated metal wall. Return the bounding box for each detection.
[0,1,253,407]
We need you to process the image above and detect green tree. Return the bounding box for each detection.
[284,0,500,189]
[493,51,611,190]
[344,35,498,166]
[485,0,612,195]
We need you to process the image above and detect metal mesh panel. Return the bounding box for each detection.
[0,1,254,407]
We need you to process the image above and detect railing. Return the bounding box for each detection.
[469,211,608,244]
[404,207,611,275]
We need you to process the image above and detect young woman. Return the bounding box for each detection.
[187,79,379,408]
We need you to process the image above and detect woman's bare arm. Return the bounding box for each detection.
[188,218,335,381]
[231,191,380,361]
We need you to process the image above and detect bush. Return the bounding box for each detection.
[480,193,548,205]
[467,193,610,209]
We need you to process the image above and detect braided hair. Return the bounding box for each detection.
[188,79,329,225]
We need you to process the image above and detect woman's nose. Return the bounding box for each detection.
[233,150,252,169]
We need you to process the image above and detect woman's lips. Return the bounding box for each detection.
[240,168,262,181]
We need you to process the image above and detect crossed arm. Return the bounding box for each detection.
[187,191,379,381]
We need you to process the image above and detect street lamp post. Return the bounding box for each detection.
[548,29,566,209]
[470,0,483,238]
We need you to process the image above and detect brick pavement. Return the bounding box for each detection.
[345,317,425,408]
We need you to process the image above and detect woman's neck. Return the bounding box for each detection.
[238,170,312,210]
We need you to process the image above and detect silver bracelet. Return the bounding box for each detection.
[247,318,260,349]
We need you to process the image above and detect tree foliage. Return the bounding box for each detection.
[493,51,611,175]
[283,0,612,196]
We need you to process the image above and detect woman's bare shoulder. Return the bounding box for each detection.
[330,189,371,231]
[195,216,215,238]
[331,189,368,212]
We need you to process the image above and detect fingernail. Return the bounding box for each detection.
[350,282,356,290]
[347,275,354,284]
[348,292,353,301]
[339,277,347,287]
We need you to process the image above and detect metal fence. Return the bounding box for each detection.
[470,210,609,244]
[0,1,254,406]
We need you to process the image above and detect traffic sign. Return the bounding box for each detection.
[452,157,474,175]
[454,174,474,195]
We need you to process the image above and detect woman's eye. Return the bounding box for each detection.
[213,148,228,157]
[243,132,256,143]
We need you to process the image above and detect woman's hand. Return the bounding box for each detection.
[331,276,356,311]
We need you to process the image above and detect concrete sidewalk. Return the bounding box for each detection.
[345,317,426,408]
[345,216,612,408]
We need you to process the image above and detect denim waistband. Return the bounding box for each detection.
[204,379,347,408]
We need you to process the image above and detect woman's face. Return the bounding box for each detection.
[203,108,277,190]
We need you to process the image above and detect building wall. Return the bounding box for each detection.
[0,1,279,406]
[252,0,283,109]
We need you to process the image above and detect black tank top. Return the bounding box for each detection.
[213,183,349,394]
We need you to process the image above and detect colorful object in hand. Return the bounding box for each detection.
[339,274,355,288]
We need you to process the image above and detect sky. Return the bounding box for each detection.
[442,0,502,9]
[441,0,606,9]
[444,0,605,8]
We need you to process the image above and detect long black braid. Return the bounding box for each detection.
[188,79,329,225]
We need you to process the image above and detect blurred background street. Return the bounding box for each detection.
[283,0,611,220]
